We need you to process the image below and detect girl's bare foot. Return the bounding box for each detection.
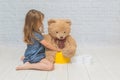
[16,62,30,70]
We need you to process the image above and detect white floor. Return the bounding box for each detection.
[0,45,120,80]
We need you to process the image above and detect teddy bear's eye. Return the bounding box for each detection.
[64,32,66,33]
[56,32,58,33]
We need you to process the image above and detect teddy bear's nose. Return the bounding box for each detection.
[60,36,63,39]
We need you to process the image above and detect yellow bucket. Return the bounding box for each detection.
[55,51,70,64]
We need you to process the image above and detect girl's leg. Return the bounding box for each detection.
[16,59,54,71]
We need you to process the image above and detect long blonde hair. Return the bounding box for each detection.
[23,9,44,44]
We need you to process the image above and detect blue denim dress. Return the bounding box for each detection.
[23,32,45,63]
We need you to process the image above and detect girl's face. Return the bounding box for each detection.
[36,20,43,32]
[37,21,42,28]
[36,15,44,32]
[37,16,44,28]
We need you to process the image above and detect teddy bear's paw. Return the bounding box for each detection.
[63,51,74,58]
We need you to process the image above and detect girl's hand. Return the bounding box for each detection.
[57,48,61,52]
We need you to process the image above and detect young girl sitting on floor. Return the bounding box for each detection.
[16,9,60,71]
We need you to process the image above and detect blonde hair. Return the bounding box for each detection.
[23,9,44,44]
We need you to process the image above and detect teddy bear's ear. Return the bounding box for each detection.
[66,19,71,26]
[48,19,56,26]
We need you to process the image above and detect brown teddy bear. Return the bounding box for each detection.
[44,19,77,63]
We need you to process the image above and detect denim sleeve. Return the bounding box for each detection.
[34,32,44,41]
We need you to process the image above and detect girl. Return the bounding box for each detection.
[16,9,60,71]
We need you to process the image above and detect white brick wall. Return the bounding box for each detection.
[0,0,120,47]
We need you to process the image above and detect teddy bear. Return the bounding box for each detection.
[44,19,77,63]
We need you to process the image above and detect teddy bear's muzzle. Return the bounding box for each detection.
[54,38,66,49]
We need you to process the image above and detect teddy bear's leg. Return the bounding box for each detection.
[62,49,74,58]
[62,46,76,58]
[45,51,56,63]
[62,36,77,58]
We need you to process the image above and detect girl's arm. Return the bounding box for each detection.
[40,39,61,51]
